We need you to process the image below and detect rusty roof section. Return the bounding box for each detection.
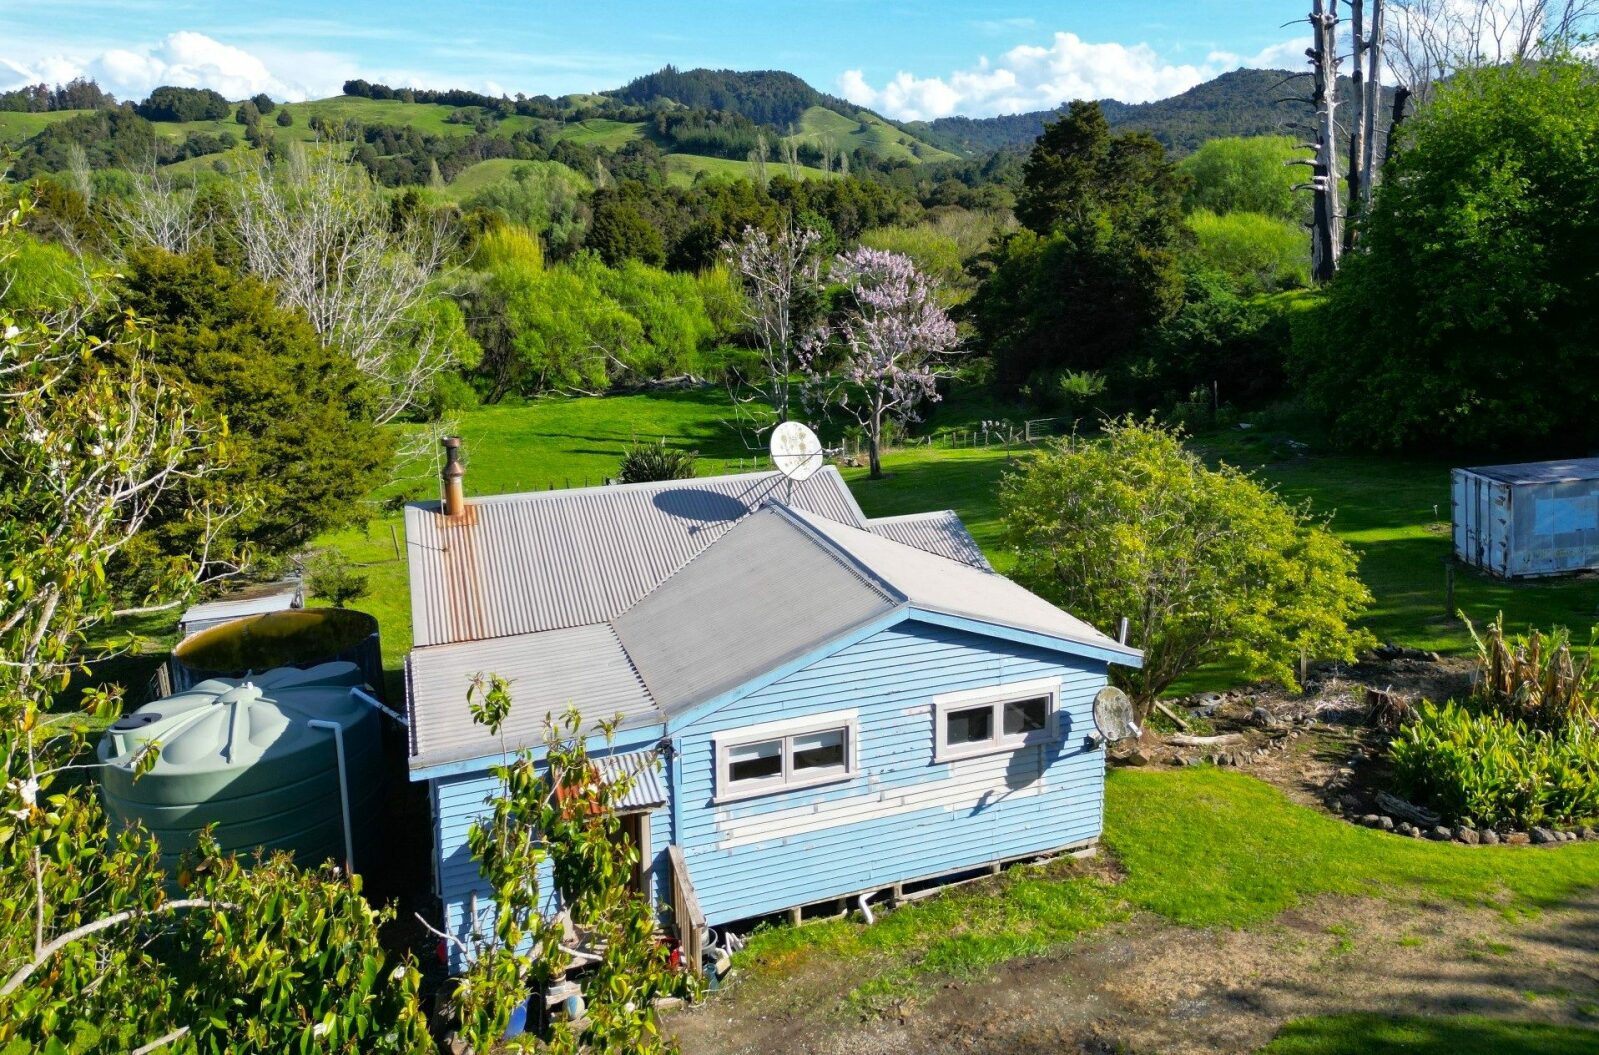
[404,467,868,648]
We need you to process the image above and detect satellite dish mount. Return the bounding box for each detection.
[769,421,824,499]
[1090,686,1140,749]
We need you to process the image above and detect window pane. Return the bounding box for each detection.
[1003,697,1048,736]
[728,740,782,784]
[792,729,846,773]
[945,705,993,746]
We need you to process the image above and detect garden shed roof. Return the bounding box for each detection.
[1460,458,1599,485]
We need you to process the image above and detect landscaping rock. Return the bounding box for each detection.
[1377,816,1394,831]
[1531,827,1558,845]
[1579,826,1597,841]
[1124,749,1152,767]
[1479,829,1499,845]
[1453,826,1479,845]
[1396,821,1416,837]
[1360,814,1382,828]
[1505,831,1530,845]
[1250,706,1281,729]
[1428,825,1453,841]
[1561,830,1578,843]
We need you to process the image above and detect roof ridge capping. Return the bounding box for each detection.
[404,464,864,515]
[762,502,908,606]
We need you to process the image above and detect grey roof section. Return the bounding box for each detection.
[614,508,901,716]
[405,467,867,648]
[179,581,302,632]
[593,749,667,810]
[865,510,991,570]
[1461,458,1599,485]
[405,623,659,770]
[785,507,1142,664]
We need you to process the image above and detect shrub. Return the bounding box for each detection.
[1465,614,1597,732]
[1186,209,1309,293]
[617,440,697,483]
[304,549,370,608]
[1389,700,1599,828]
[1001,418,1374,708]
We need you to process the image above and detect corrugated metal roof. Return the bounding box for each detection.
[784,507,1141,663]
[614,509,901,715]
[592,749,667,810]
[1461,458,1599,485]
[866,511,991,570]
[405,467,867,648]
[405,623,659,770]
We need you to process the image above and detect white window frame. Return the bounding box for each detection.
[712,710,859,803]
[933,678,1060,762]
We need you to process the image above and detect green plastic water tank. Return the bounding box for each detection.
[97,661,384,873]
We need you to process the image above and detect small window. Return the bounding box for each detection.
[945,705,994,747]
[1003,696,1049,735]
[727,739,783,784]
[715,714,858,801]
[934,680,1060,762]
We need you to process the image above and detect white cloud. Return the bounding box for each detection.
[1,31,312,101]
[838,31,1309,121]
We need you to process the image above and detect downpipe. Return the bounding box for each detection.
[308,720,355,873]
[857,892,876,926]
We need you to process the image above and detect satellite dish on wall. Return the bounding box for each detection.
[770,421,824,482]
[1092,686,1140,743]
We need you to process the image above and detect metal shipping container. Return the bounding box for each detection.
[1452,458,1599,578]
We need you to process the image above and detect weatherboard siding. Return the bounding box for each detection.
[431,735,665,973]
[669,621,1109,925]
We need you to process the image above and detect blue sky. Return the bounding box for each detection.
[1,1,1309,119]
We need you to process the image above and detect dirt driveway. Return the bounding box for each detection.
[669,888,1599,1054]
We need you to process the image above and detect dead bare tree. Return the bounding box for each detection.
[723,225,825,443]
[111,162,206,256]
[1362,0,1386,206]
[1346,0,1369,246]
[1385,0,1599,105]
[1300,0,1343,281]
[230,144,458,424]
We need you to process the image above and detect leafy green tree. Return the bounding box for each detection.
[588,200,667,267]
[275,106,293,127]
[235,100,261,126]
[976,101,1187,387]
[1000,419,1374,708]
[463,163,590,258]
[585,256,715,379]
[1185,209,1308,293]
[1178,135,1305,221]
[451,679,691,1053]
[113,247,392,584]
[136,85,230,122]
[250,92,275,114]
[1293,56,1599,452]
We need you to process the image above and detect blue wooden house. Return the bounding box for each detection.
[403,454,1141,971]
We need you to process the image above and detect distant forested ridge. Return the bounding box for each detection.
[0,78,118,112]
[920,69,1394,157]
[609,66,830,126]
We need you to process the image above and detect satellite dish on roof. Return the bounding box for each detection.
[770,421,824,482]
[1092,686,1140,743]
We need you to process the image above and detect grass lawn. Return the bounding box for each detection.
[0,109,87,146]
[299,388,1599,699]
[555,118,646,148]
[664,153,835,187]
[1258,1014,1599,1054]
[730,768,1599,1005]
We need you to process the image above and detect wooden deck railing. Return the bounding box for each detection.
[666,845,705,976]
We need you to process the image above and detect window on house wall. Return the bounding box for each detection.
[933,678,1060,762]
[714,712,857,801]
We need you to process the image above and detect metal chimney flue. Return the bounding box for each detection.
[441,437,466,517]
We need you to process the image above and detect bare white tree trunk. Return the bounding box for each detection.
[1346,0,1367,248]
[230,144,457,424]
[1362,0,1386,209]
[1307,0,1343,281]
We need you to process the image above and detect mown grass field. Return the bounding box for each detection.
[664,153,836,187]
[438,157,593,201]
[0,109,84,146]
[1258,1014,1599,1054]
[303,388,1599,699]
[788,105,959,164]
